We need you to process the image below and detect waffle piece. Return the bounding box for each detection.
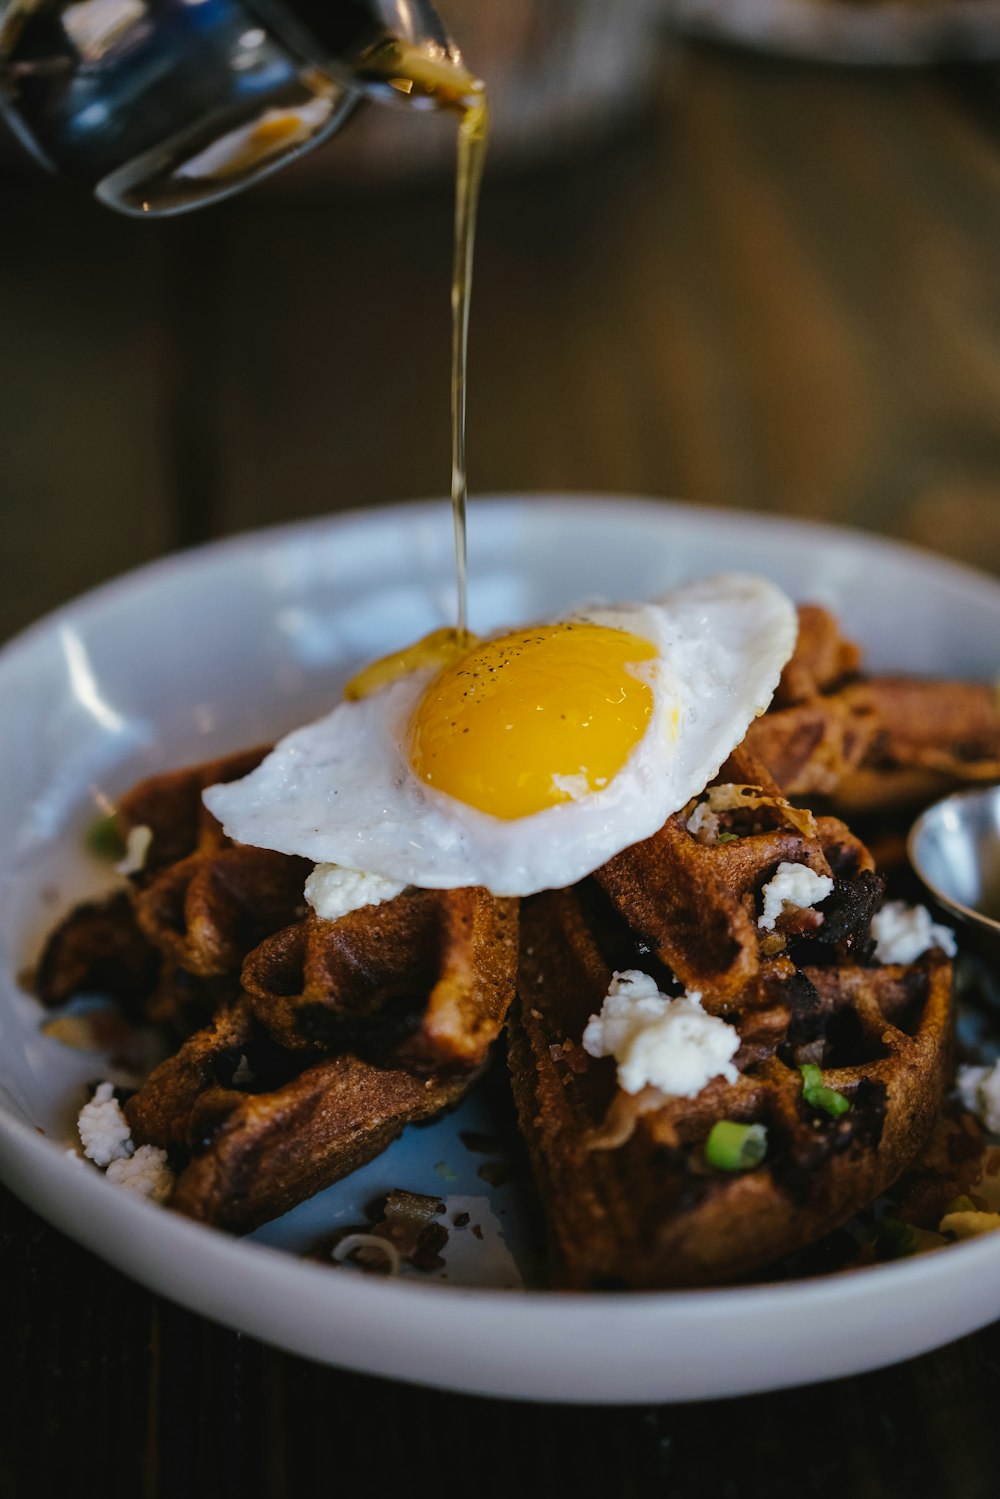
[133,842,311,979]
[744,605,1000,809]
[592,767,881,1003]
[85,749,310,1033]
[242,887,519,1072]
[508,886,952,1289]
[772,603,863,707]
[125,996,471,1233]
[33,747,301,1024]
[119,749,311,986]
[33,890,159,1012]
[833,678,1000,811]
[116,746,271,874]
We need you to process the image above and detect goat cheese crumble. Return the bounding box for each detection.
[304,863,407,922]
[582,969,740,1097]
[77,1081,175,1202]
[77,1081,133,1167]
[871,900,957,965]
[106,1144,174,1203]
[757,862,834,932]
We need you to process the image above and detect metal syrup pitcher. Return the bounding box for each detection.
[0,0,456,214]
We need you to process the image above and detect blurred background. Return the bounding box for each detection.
[3,0,1000,645]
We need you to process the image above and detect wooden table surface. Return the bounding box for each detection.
[3,31,1000,1496]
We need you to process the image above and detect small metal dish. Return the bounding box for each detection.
[908,785,1000,957]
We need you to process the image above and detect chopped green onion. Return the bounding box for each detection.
[799,1063,851,1118]
[84,811,125,862]
[705,1120,768,1172]
[876,1216,917,1259]
[715,832,738,844]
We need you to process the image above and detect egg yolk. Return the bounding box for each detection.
[408,622,660,820]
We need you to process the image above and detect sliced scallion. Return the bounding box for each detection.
[799,1062,851,1118]
[705,1120,768,1172]
[85,811,125,861]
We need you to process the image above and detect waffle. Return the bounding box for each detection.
[39,745,520,1230]
[36,610,970,1264]
[241,887,519,1072]
[745,605,1000,810]
[507,771,954,1288]
[591,745,882,1002]
[35,748,311,1036]
[122,882,517,1228]
[121,751,312,1031]
[124,995,471,1232]
[34,890,159,1013]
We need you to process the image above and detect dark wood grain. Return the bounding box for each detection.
[3,32,1000,1499]
[6,1173,1000,1497]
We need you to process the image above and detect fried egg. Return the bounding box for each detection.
[202,575,797,897]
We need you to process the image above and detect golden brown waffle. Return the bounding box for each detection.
[41,751,520,1231]
[509,893,952,1289]
[772,603,863,706]
[507,762,953,1288]
[33,890,159,1012]
[242,887,519,1072]
[745,605,1000,809]
[116,746,271,873]
[35,628,970,1257]
[35,749,312,1036]
[592,753,882,1004]
[120,751,312,1009]
[124,996,471,1233]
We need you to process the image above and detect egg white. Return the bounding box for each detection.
[202,575,797,897]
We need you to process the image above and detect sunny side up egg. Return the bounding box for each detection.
[202,575,797,898]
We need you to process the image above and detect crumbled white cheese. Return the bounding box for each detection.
[957,1061,1000,1134]
[77,1081,133,1167]
[871,900,957,965]
[686,800,720,842]
[582,969,740,1097]
[106,1144,174,1203]
[115,823,153,877]
[75,1082,175,1204]
[757,862,834,932]
[303,863,407,922]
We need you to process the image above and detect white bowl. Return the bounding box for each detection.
[2,494,1000,1404]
